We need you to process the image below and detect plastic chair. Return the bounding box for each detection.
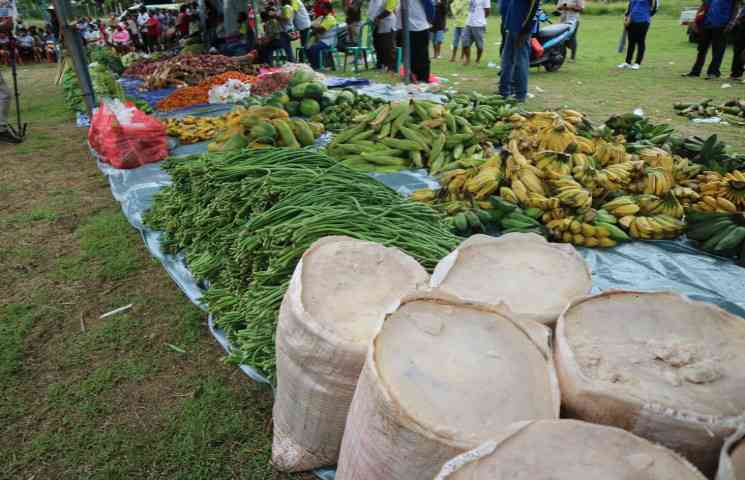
[318,46,343,70]
[343,21,377,72]
[272,49,287,66]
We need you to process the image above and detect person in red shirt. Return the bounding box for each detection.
[144,14,161,52]
[176,5,190,38]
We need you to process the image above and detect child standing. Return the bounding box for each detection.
[450,0,468,62]
[431,0,448,59]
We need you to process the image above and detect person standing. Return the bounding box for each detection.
[499,0,540,102]
[462,0,490,65]
[290,0,312,53]
[397,0,433,82]
[176,5,191,38]
[682,0,739,79]
[619,0,656,69]
[278,0,297,61]
[0,17,20,144]
[449,0,468,61]
[369,0,397,70]
[729,3,745,79]
[431,0,447,59]
[557,0,584,61]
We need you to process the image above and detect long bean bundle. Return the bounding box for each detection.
[144,148,460,380]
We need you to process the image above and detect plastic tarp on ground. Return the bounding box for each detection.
[119,77,177,108]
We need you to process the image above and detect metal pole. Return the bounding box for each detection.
[401,0,411,83]
[9,35,26,137]
[52,0,97,113]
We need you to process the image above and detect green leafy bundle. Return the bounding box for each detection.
[144,148,460,380]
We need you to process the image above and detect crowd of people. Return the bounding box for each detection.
[0,22,57,65]
[72,4,201,54]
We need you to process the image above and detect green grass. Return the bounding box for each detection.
[0,304,46,383]
[54,208,145,282]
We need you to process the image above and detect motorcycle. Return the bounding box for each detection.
[530,9,577,72]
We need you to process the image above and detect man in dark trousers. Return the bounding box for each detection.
[499,0,539,102]
[683,0,742,79]
[397,0,433,82]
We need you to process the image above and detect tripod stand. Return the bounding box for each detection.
[4,34,27,142]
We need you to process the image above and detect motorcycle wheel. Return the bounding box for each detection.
[544,44,566,72]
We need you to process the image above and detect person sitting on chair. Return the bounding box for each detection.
[307,0,337,69]
[16,29,37,62]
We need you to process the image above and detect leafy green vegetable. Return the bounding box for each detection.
[89,46,124,75]
[144,148,460,380]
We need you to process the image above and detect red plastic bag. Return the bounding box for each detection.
[531,37,544,58]
[88,100,168,169]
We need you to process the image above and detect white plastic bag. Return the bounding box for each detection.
[208,79,252,104]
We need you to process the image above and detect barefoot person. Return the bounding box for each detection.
[462,0,490,65]
[449,0,468,61]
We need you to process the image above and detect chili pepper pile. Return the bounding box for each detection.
[156,71,258,111]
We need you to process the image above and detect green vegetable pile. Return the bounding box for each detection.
[143,148,460,380]
[89,46,124,75]
[61,63,124,113]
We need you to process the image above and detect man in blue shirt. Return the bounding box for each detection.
[683,0,741,79]
[499,0,540,102]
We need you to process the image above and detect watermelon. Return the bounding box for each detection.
[289,70,315,88]
[300,99,321,117]
[304,82,326,100]
[290,82,310,100]
[285,101,300,116]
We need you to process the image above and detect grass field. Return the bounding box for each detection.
[1,9,744,479]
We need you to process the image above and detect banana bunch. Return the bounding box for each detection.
[672,157,703,183]
[463,158,503,199]
[643,167,674,196]
[720,170,745,209]
[526,192,561,210]
[687,210,745,263]
[636,192,685,218]
[594,138,630,166]
[549,174,592,210]
[561,109,586,127]
[672,185,700,205]
[601,195,641,218]
[574,136,597,155]
[627,215,686,240]
[596,161,636,192]
[536,151,573,176]
[541,206,573,224]
[537,120,577,153]
[164,115,228,144]
[638,147,674,170]
[545,210,622,247]
[691,170,745,213]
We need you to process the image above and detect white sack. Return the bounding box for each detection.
[555,290,745,477]
[430,233,591,325]
[271,236,429,471]
[435,419,707,480]
[336,291,560,480]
